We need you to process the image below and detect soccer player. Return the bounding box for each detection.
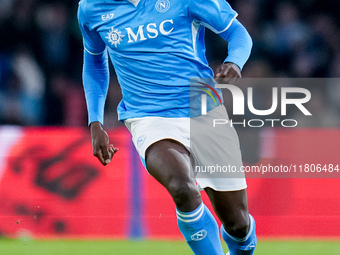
[78,0,256,254]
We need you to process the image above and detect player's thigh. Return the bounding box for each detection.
[146,139,201,211]
[145,139,194,188]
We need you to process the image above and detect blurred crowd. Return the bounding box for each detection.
[0,0,340,127]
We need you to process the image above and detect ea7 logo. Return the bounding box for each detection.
[101,13,114,21]
[191,230,207,241]
[125,19,174,43]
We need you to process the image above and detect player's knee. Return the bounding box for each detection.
[167,179,200,209]
[224,217,250,238]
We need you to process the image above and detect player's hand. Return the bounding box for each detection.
[215,62,241,85]
[90,121,119,166]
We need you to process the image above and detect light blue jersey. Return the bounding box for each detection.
[78,0,251,123]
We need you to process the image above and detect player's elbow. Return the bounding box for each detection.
[237,22,253,63]
[246,29,253,50]
[236,20,253,52]
[245,30,253,58]
[247,32,253,54]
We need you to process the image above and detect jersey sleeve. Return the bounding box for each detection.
[188,0,238,34]
[77,2,106,55]
[220,19,252,70]
[82,49,110,125]
[78,2,109,125]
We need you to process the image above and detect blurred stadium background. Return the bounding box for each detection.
[0,0,340,254]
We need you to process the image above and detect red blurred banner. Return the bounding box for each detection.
[0,126,131,238]
[0,126,339,239]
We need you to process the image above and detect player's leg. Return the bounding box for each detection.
[146,139,201,211]
[145,139,224,255]
[205,188,249,238]
[191,105,257,254]
[205,188,257,255]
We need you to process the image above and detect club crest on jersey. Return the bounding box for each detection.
[155,0,170,13]
[105,27,125,48]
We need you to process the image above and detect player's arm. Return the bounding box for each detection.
[188,0,252,83]
[78,4,118,165]
[84,51,118,165]
[215,19,253,84]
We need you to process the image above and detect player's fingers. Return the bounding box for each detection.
[224,71,238,83]
[109,147,119,156]
[94,150,106,165]
[109,144,119,152]
[109,145,119,159]
[216,65,222,74]
[215,65,224,80]
[216,67,234,82]
[222,69,241,84]
[215,66,228,79]
[220,66,232,78]
[101,145,111,165]
[217,63,241,80]
[225,67,240,78]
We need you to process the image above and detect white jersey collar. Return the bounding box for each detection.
[127,0,141,7]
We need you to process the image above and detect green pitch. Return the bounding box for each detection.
[0,239,339,255]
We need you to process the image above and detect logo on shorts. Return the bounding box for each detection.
[155,0,170,12]
[137,135,147,148]
[191,229,207,241]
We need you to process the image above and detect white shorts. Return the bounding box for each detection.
[124,106,247,191]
